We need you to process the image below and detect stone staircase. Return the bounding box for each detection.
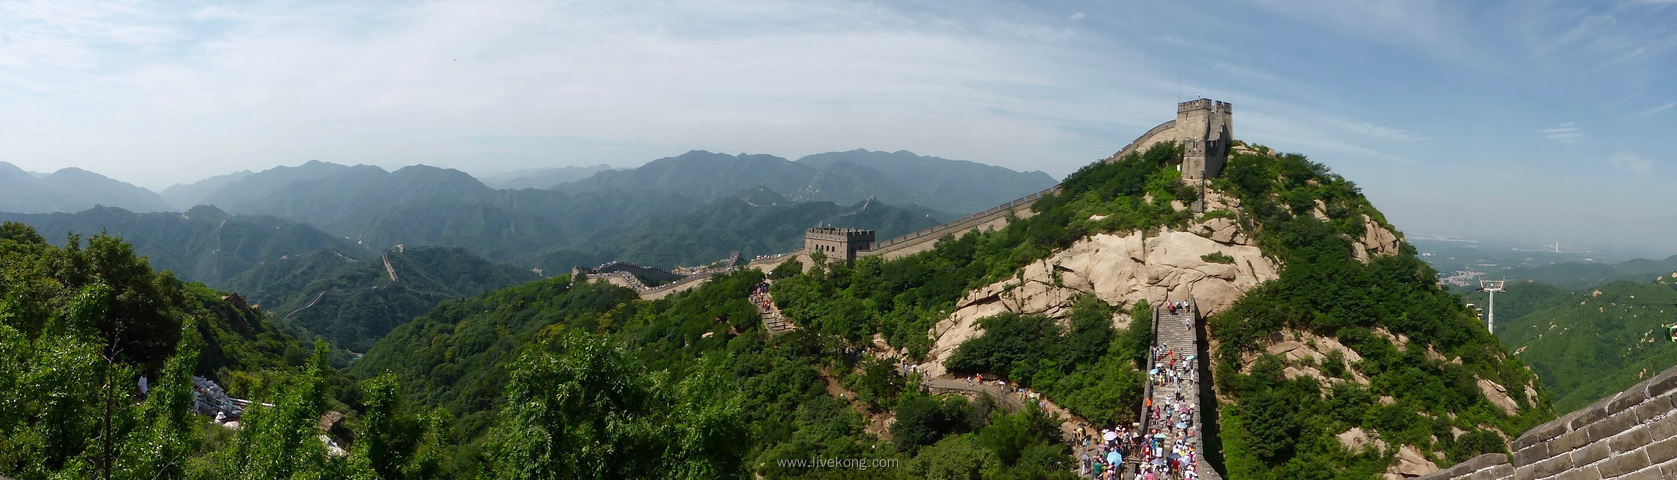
[752,282,797,335]
[762,310,796,335]
[1128,301,1222,480]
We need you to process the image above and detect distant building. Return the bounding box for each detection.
[804,227,875,265]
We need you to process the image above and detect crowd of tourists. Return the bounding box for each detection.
[748,282,773,311]
[1073,322,1205,479]
[1130,340,1202,479]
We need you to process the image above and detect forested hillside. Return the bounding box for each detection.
[1486,280,1677,412]
[1201,148,1551,477]
[224,246,539,353]
[0,205,365,286]
[0,222,386,479]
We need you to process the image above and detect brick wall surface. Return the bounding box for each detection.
[1419,364,1677,479]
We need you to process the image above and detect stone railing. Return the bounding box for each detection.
[638,266,736,298]
[1420,363,1677,479]
[1106,119,1177,163]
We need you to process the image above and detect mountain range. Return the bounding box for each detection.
[1492,254,1677,290]
[472,164,615,190]
[529,186,945,271]
[0,205,363,286]
[0,161,172,214]
[223,245,540,352]
[555,149,1057,214]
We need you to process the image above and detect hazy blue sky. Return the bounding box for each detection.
[2,0,1674,254]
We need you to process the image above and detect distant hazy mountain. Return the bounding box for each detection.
[476,164,614,190]
[557,151,830,199]
[556,149,1056,214]
[0,162,172,214]
[168,160,704,263]
[0,205,365,286]
[149,150,1048,269]
[189,162,494,235]
[797,149,1057,213]
[159,170,254,210]
[529,186,947,271]
[1496,255,1677,290]
[224,246,539,352]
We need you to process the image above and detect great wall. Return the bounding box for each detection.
[584,99,1677,478]
[1420,364,1677,479]
[627,98,1234,302]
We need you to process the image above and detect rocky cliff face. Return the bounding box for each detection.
[923,213,1279,377]
[921,189,1411,378]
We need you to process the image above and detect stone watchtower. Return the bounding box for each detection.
[1177,99,1233,180]
[804,227,875,265]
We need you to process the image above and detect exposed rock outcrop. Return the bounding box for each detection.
[1337,427,1387,452]
[1476,378,1519,416]
[924,221,1279,376]
[1391,444,1440,478]
[1353,214,1403,263]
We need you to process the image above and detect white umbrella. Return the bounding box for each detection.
[1103,431,1118,441]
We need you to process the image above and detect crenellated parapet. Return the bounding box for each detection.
[1176,98,1233,181]
[805,227,876,265]
[1421,362,1677,479]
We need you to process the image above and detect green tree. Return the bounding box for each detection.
[217,341,333,479]
[1239,391,1299,462]
[346,374,445,480]
[909,435,999,480]
[114,318,204,480]
[487,333,748,479]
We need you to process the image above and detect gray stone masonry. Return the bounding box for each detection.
[805,227,875,265]
[1420,363,1677,479]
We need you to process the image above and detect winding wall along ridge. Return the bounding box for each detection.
[631,115,1188,299]
[861,118,1182,258]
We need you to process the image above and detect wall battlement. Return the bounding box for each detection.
[1177,98,1233,181]
[1177,98,1232,114]
[805,227,875,265]
[1421,362,1677,479]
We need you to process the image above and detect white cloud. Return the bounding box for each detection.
[1635,102,1676,116]
[0,0,1108,187]
[1607,152,1654,174]
[1068,12,1084,21]
[1237,0,1485,66]
[1539,122,1584,144]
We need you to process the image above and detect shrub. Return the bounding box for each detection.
[1201,252,1236,264]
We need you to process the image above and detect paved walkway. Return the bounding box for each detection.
[750,281,797,335]
[1125,302,1221,480]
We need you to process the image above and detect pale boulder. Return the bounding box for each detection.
[1391,444,1439,477]
[1477,378,1519,416]
[925,226,1279,376]
[1354,214,1403,263]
